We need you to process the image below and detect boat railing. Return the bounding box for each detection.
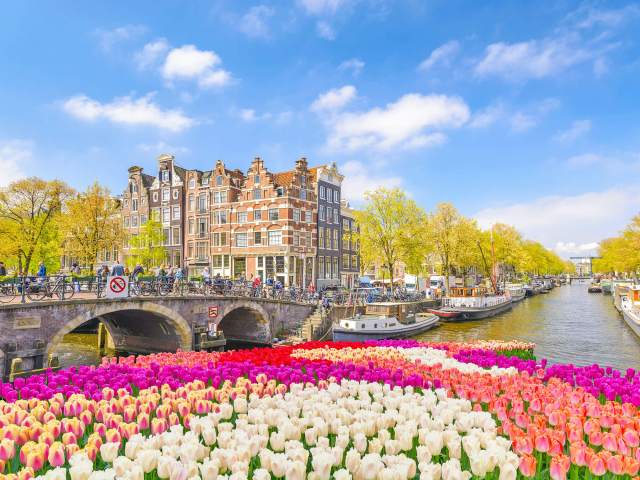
[443,296,509,309]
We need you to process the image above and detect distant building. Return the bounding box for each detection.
[340,199,360,288]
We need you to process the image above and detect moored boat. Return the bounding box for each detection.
[430,287,512,322]
[621,286,640,338]
[588,283,602,293]
[332,302,439,341]
[506,284,526,303]
[601,279,612,295]
[613,280,634,312]
[523,284,534,297]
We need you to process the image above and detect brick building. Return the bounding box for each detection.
[340,199,360,288]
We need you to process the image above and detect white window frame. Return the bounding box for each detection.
[293,208,300,222]
[235,232,248,248]
[319,185,325,199]
[268,230,282,246]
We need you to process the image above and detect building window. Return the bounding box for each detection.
[198,218,207,237]
[161,170,169,182]
[253,188,262,200]
[254,209,262,221]
[276,187,284,197]
[188,194,195,211]
[238,211,247,223]
[343,219,350,230]
[300,189,307,200]
[293,208,300,222]
[343,254,349,269]
[269,208,279,221]
[327,189,332,203]
[213,210,227,225]
[305,210,312,223]
[202,177,209,186]
[235,233,248,247]
[213,232,227,246]
[318,256,324,279]
[188,219,194,234]
[301,175,306,186]
[132,199,138,212]
[268,230,282,245]
[254,174,260,184]
[141,196,146,205]
[254,231,262,245]
[319,185,325,199]
[162,188,170,202]
[335,191,340,203]
[325,227,330,249]
[319,205,325,221]
[351,255,357,269]
[327,207,332,224]
[140,214,147,224]
[333,229,339,250]
[333,209,339,224]
[172,205,181,220]
[152,192,158,202]
[216,175,223,186]
[152,209,160,221]
[214,191,227,204]
[163,228,170,245]
[130,182,138,193]
[325,257,331,278]
[172,227,181,245]
[198,194,207,212]
[333,257,339,279]
[162,207,170,223]
[172,189,179,200]
[123,198,129,208]
[319,228,324,249]
[124,216,130,227]
[189,178,195,189]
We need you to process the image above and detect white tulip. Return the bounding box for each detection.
[251,469,270,480]
[419,462,441,480]
[70,462,93,480]
[99,442,120,463]
[113,456,133,477]
[233,397,248,414]
[135,449,160,473]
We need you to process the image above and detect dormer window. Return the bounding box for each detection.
[130,182,138,194]
[161,170,169,182]
[216,175,223,186]
[202,177,209,186]
[254,174,260,184]
[276,187,284,197]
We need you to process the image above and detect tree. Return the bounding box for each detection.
[59,182,123,272]
[0,177,72,274]
[426,203,481,292]
[126,219,166,269]
[352,188,427,289]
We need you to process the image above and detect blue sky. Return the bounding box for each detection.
[1,0,639,257]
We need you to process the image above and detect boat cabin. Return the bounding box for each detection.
[449,287,487,297]
[627,286,640,307]
[364,302,418,324]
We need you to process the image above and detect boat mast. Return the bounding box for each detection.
[490,225,498,293]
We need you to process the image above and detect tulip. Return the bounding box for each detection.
[589,454,607,476]
[47,441,66,468]
[0,439,15,461]
[519,455,537,477]
[99,442,120,463]
[549,454,570,480]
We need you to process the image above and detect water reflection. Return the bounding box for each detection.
[416,282,640,371]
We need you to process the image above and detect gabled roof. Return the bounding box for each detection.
[272,171,294,187]
[141,174,155,188]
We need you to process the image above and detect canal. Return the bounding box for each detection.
[416,281,640,371]
[56,282,640,371]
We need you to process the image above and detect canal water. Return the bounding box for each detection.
[416,281,640,371]
[56,282,640,371]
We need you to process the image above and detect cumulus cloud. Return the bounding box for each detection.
[475,186,640,257]
[468,104,505,129]
[566,153,604,168]
[323,93,469,152]
[338,58,365,76]
[135,38,169,70]
[95,25,146,52]
[311,85,356,112]
[340,160,403,202]
[418,41,460,71]
[555,242,600,257]
[298,0,349,15]
[238,5,275,39]
[568,4,640,29]
[0,140,30,187]
[62,93,196,132]
[554,119,592,143]
[316,21,336,40]
[162,45,232,88]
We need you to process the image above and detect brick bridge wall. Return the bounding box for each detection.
[0,297,314,378]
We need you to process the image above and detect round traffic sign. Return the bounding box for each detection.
[109,277,126,293]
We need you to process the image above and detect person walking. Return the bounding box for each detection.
[70,262,81,292]
[37,261,47,279]
[202,266,211,285]
[111,260,125,276]
[0,261,7,277]
[132,263,144,280]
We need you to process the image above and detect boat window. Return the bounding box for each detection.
[361,323,365,328]
[374,324,377,328]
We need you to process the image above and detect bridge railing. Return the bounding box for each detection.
[0,275,322,305]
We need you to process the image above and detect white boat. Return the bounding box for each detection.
[430,287,512,321]
[506,284,526,303]
[332,302,439,341]
[621,285,640,337]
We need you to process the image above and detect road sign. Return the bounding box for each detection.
[106,275,128,299]
[208,306,219,318]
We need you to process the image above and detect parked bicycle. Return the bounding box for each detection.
[25,276,74,301]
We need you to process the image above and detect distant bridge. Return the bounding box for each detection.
[0,296,315,379]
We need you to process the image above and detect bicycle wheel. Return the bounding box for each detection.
[0,285,16,303]
[56,283,75,300]
[158,282,172,296]
[26,284,47,301]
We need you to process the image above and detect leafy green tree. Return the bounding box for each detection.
[126,219,166,270]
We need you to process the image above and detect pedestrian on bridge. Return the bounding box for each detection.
[111,260,125,276]
[37,262,46,279]
[0,261,7,277]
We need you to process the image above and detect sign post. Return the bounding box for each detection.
[106,276,129,299]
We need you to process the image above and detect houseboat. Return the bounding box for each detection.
[621,286,640,338]
[332,302,439,341]
[429,286,512,321]
[613,281,634,313]
[588,283,602,293]
[506,284,526,303]
[601,279,612,295]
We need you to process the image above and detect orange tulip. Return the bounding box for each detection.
[625,429,640,448]
[519,454,537,477]
[535,433,551,453]
[602,432,618,452]
[607,455,626,475]
[550,454,570,480]
[589,454,607,476]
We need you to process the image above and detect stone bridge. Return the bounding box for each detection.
[0,296,315,378]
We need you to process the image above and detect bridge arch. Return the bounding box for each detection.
[47,302,192,356]
[217,301,271,344]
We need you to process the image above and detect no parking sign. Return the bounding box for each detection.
[106,275,129,298]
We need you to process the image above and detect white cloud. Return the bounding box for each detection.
[474,37,595,81]
[95,25,146,52]
[468,104,505,128]
[62,93,196,132]
[238,5,275,39]
[162,45,232,88]
[475,186,640,257]
[338,58,365,76]
[566,153,604,168]
[135,38,169,70]
[299,0,349,15]
[340,160,402,202]
[316,21,336,40]
[418,41,460,71]
[137,142,190,155]
[554,119,592,143]
[510,113,536,132]
[555,242,600,257]
[324,93,469,152]
[0,140,30,187]
[240,109,259,122]
[311,85,357,112]
[569,4,640,29]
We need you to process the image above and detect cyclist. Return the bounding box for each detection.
[132,263,144,280]
[202,266,211,286]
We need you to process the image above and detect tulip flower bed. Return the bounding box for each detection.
[1,340,640,479]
